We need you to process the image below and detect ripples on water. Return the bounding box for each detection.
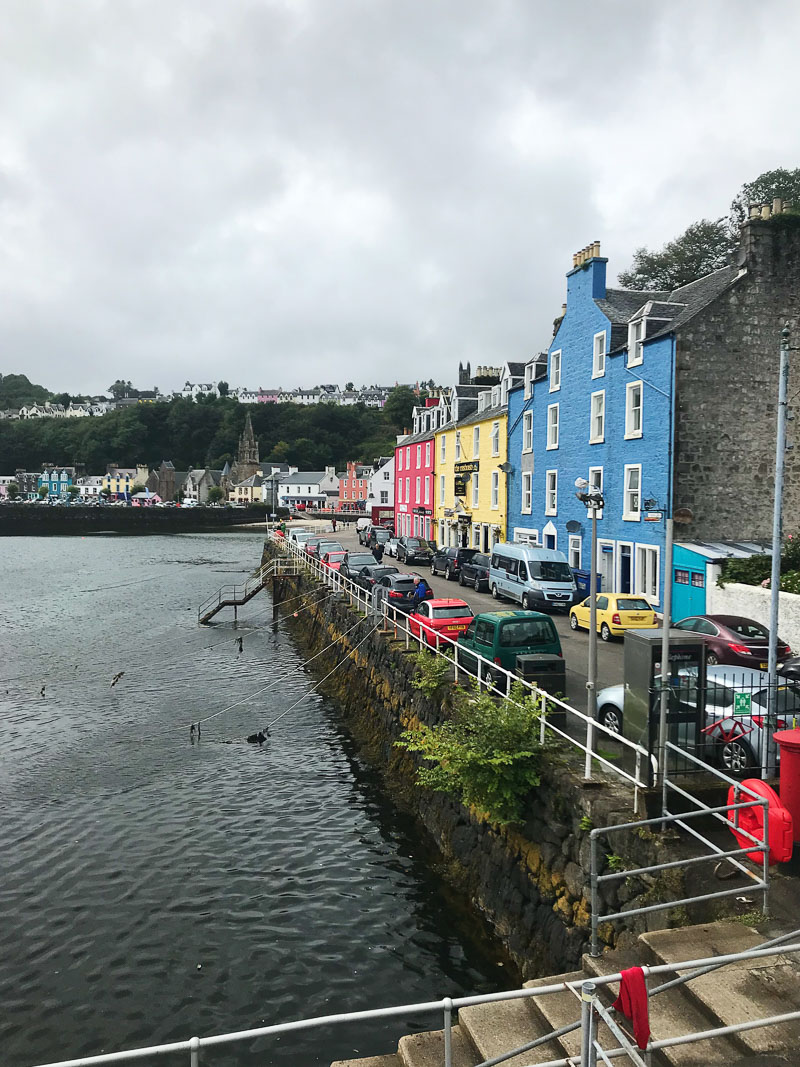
[0,533,515,1067]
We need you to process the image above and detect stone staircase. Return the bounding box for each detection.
[331,923,800,1067]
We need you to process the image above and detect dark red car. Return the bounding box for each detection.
[672,614,791,668]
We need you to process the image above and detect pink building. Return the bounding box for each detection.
[339,461,372,506]
[257,389,282,403]
[394,398,440,540]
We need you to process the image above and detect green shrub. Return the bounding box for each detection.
[719,533,800,590]
[396,682,545,825]
[410,652,452,697]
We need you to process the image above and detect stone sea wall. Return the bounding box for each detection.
[267,545,690,978]
[0,503,266,535]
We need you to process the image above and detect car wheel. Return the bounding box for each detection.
[600,623,612,642]
[474,576,481,592]
[599,705,622,734]
[721,739,755,778]
[492,583,500,600]
[569,613,579,631]
[445,565,453,581]
[522,593,531,610]
[706,652,719,666]
[459,571,466,586]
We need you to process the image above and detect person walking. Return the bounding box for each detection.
[331,517,337,533]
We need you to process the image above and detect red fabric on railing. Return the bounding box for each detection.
[612,966,650,1050]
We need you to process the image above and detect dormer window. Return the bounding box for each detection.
[524,362,535,399]
[491,386,500,407]
[550,350,561,392]
[628,319,645,367]
[501,379,510,405]
[478,390,490,412]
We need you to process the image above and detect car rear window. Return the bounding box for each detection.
[392,578,415,590]
[753,686,800,714]
[728,620,769,640]
[499,618,557,647]
[472,554,489,567]
[616,598,652,611]
[372,529,390,541]
[348,554,377,565]
[432,606,473,619]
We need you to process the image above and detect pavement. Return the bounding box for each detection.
[302,520,625,713]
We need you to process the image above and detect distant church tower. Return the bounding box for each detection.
[232,411,260,482]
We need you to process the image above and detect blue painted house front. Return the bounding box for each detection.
[38,467,75,500]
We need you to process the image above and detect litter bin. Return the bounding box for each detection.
[572,569,600,598]
[516,654,567,726]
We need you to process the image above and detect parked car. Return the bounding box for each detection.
[408,598,474,648]
[357,523,373,546]
[339,551,381,580]
[457,610,563,681]
[569,594,659,641]
[321,550,347,571]
[306,538,344,559]
[384,537,400,558]
[489,543,576,611]
[430,546,479,582]
[672,615,791,668]
[289,526,314,544]
[596,666,800,776]
[368,527,392,551]
[396,536,435,564]
[352,564,399,591]
[458,551,491,592]
[371,572,418,616]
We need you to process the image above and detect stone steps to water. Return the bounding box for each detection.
[332,922,800,1067]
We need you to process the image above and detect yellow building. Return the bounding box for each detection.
[434,388,508,552]
[101,464,150,497]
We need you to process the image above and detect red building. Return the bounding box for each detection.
[339,461,372,506]
[394,398,441,541]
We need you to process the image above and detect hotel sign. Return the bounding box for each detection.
[454,461,479,473]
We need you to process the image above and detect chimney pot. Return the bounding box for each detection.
[593,241,601,257]
[572,253,578,267]
[750,205,760,219]
[761,204,771,220]
[773,198,783,215]
[561,303,567,313]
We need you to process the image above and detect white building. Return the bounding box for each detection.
[365,455,395,512]
[76,476,104,499]
[276,467,340,508]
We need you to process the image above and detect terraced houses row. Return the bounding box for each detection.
[394,208,800,620]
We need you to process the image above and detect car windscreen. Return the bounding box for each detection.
[527,561,573,582]
[431,606,473,619]
[616,598,652,611]
[373,529,390,541]
[499,618,557,647]
[406,539,423,547]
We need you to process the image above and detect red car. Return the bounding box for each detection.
[672,614,791,668]
[321,550,346,571]
[408,598,474,648]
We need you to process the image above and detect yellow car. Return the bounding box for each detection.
[569,594,659,641]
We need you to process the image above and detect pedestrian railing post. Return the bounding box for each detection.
[580,981,596,1067]
[540,695,547,747]
[443,997,453,1067]
[590,833,600,957]
[762,797,770,917]
[584,714,595,781]
[189,1036,200,1067]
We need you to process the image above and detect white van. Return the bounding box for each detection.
[489,543,577,612]
[289,527,314,545]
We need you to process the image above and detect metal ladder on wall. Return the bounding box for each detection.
[197,557,300,624]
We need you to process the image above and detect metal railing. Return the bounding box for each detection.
[273,534,653,800]
[28,941,800,1067]
[197,556,300,622]
[589,744,770,955]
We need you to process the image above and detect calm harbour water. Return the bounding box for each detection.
[0,532,514,1067]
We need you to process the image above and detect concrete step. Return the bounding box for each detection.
[583,948,742,1067]
[332,1056,402,1067]
[398,1024,477,1067]
[640,922,800,1058]
[523,970,588,1060]
[458,994,564,1067]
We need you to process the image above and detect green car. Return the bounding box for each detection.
[457,610,563,680]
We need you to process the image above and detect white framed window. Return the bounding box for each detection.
[522,411,533,453]
[589,466,604,519]
[440,435,446,462]
[383,469,390,480]
[524,362,535,399]
[550,349,561,391]
[635,543,660,603]
[425,441,431,465]
[501,378,510,406]
[592,331,606,378]
[473,426,480,457]
[568,535,582,570]
[628,319,644,367]
[546,404,559,450]
[521,472,532,514]
[416,444,421,466]
[623,464,641,520]
[415,476,421,502]
[545,470,558,515]
[625,381,643,439]
[398,450,403,472]
[405,446,410,467]
[590,390,605,443]
[424,477,430,505]
[491,471,499,509]
[491,421,500,456]
[380,490,388,504]
[472,523,481,548]
[455,431,462,460]
[491,386,501,406]
[439,474,445,504]
[405,477,410,503]
[513,527,539,545]
[472,471,480,508]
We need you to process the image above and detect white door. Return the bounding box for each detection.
[597,540,615,592]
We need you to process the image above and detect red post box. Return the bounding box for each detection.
[774,729,800,843]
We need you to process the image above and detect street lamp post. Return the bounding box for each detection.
[576,478,605,777]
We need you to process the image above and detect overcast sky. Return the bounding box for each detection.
[1,0,798,396]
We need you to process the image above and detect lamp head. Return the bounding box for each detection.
[575,477,589,490]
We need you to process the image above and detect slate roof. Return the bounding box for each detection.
[277,471,331,484]
[505,361,526,377]
[455,402,508,428]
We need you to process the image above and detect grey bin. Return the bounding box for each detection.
[516,654,567,726]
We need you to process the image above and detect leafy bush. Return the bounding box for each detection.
[719,533,800,590]
[409,652,452,697]
[396,682,545,825]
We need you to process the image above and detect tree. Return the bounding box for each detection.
[7,482,19,499]
[617,219,732,291]
[100,487,111,499]
[67,485,80,498]
[207,486,224,504]
[345,381,354,390]
[52,392,72,408]
[730,167,800,235]
[383,385,418,432]
[37,485,49,499]
[217,381,229,396]
[130,483,146,496]
[0,373,50,409]
[108,379,137,399]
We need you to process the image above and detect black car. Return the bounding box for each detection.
[352,564,399,591]
[368,527,392,550]
[430,546,479,581]
[396,536,435,564]
[372,572,417,614]
[458,551,491,591]
[339,551,380,580]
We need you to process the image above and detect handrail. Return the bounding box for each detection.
[27,942,800,1067]
[197,557,300,621]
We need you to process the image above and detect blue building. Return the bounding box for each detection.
[506,240,748,612]
[38,467,76,500]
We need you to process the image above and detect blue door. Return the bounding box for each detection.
[672,565,706,620]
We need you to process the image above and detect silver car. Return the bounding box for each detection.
[384,537,400,558]
[597,666,800,776]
